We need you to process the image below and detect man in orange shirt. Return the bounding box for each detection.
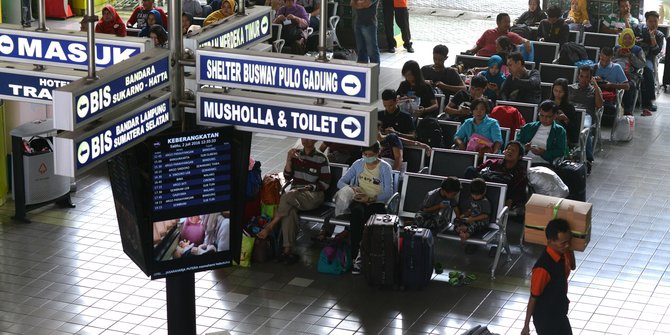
[521,219,576,335]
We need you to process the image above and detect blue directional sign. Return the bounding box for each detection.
[0,26,151,69]
[183,7,271,50]
[54,93,172,177]
[196,91,376,146]
[196,48,378,103]
[0,62,81,103]
[54,48,170,131]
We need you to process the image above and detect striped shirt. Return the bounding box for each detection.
[284,149,331,192]
[602,14,638,31]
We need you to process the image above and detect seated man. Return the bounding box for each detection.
[319,142,360,165]
[568,65,603,170]
[635,11,665,114]
[500,52,542,104]
[379,89,415,139]
[538,5,570,46]
[127,0,168,29]
[594,46,631,115]
[467,13,531,57]
[600,0,639,34]
[273,0,310,54]
[444,75,492,123]
[257,138,331,264]
[204,0,235,26]
[421,44,466,96]
[614,28,647,115]
[516,100,567,165]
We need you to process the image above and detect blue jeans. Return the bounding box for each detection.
[354,22,380,64]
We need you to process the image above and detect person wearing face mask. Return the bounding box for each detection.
[337,142,394,274]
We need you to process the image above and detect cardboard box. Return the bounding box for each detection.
[524,194,592,251]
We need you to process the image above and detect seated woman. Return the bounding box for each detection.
[551,78,579,146]
[148,24,169,48]
[515,0,547,26]
[453,98,503,156]
[337,142,394,274]
[480,55,506,101]
[396,60,439,118]
[465,141,529,209]
[95,5,127,37]
[613,28,646,116]
[516,100,567,165]
[562,0,594,32]
[139,9,163,37]
[204,0,235,26]
[273,0,310,54]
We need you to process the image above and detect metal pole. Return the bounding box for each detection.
[36,0,48,31]
[316,0,328,61]
[237,0,246,16]
[86,0,97,80]
[169,0,185,128]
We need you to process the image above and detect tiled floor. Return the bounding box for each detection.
[2,10,670,335]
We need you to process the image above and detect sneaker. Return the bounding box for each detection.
[351,256,362,275]
[642,109,653,116]
[406,46,415,53]
[387,47,396,53]
[650,103,658,112]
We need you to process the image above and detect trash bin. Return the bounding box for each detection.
[10,119,73,222]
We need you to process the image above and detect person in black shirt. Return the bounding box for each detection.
[501,52,542,104]
[378,89,415,138]
[538,5,570,46]
[515,0,547,26]
[445,75,492,123]
[421,44,466,96]
[397,60,438,118]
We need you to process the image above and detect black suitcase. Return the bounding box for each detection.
[401,226,434,289]
[664,37,670,87]
[361,214,399,288]
[555,161,586,202]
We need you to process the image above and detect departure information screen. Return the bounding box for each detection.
[151,129,232,219]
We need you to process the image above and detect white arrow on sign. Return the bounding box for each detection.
[77,141,90,165]
[260,16,270,35]
[341,117,361,139]
[340,74,361,97]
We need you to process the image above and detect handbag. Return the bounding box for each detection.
[317,241,351,275]
[466,133,494,152]
[479,167,513,184]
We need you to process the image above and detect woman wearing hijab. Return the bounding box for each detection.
[515,0,547,26]
[204,0,235,26]
[614,28,646,115]
[182,12,195,35]
[563,0,592,31]
[139,9,163,37]
[480,55,506,101]
[95,5,127,37]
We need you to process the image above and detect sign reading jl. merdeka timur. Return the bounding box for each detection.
[53,48,170,131]
[54,92,172,177]
[183,6,271,50]
[0,25,152,69]
[0,61,83,103]
[196,90,377,146]
[196,48,378,104]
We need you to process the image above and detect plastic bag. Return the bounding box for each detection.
[611,115,634,142]
[239,234,255,267]
[333,185,355,216]
[528,166,569,198]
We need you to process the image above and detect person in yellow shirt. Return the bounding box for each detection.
[203,0,235,26]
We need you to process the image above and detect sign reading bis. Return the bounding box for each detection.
[53,48,170,131]
[54,93,172,177]
[0,26,151,69]
[183,7,271,50]
[0,62,82,103]
[197,91,376,146]
[197,49,378,103]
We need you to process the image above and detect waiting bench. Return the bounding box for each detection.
[398,172,511,279]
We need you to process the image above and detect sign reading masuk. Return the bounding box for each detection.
[0,61,82,103]
[183,6,271,50]
[196,48,378,103]
[197,90,376,146]
[53,48,170,131]
[54,93,172,177]
[0,25,152,69]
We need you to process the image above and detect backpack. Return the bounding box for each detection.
[510,24,532,39]
[415,117,445,148]
[246,160,262,199]
[260,173,282,205]
[557,42,589,66]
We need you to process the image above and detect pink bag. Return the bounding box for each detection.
[466,133,494,152]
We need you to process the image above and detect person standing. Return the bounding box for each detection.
[521,218,576,335]
[351,0,380,64]
[382,0,413,53]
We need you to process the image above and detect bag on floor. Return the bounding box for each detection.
[238,233,255,267]
[260,173,282,205]
[611,115,635,142]
[528,166,569,198]
[554,160,587,202]
[361,214,400,287]
[317,241,352,275]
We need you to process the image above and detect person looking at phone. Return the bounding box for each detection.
[415,177,461,231]
[516,100,567,165]
[500,52,542,104]
[421,44,466,96]
[480,55,506,102]
[397,60,439,118]
[257,138,331,265]
[445,75,492,123]
[337,141,394,274]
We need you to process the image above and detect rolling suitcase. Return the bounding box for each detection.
[664,37,670,89]
[361,214,399,288]
[554,160,586,202]
[401,226,434,289]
